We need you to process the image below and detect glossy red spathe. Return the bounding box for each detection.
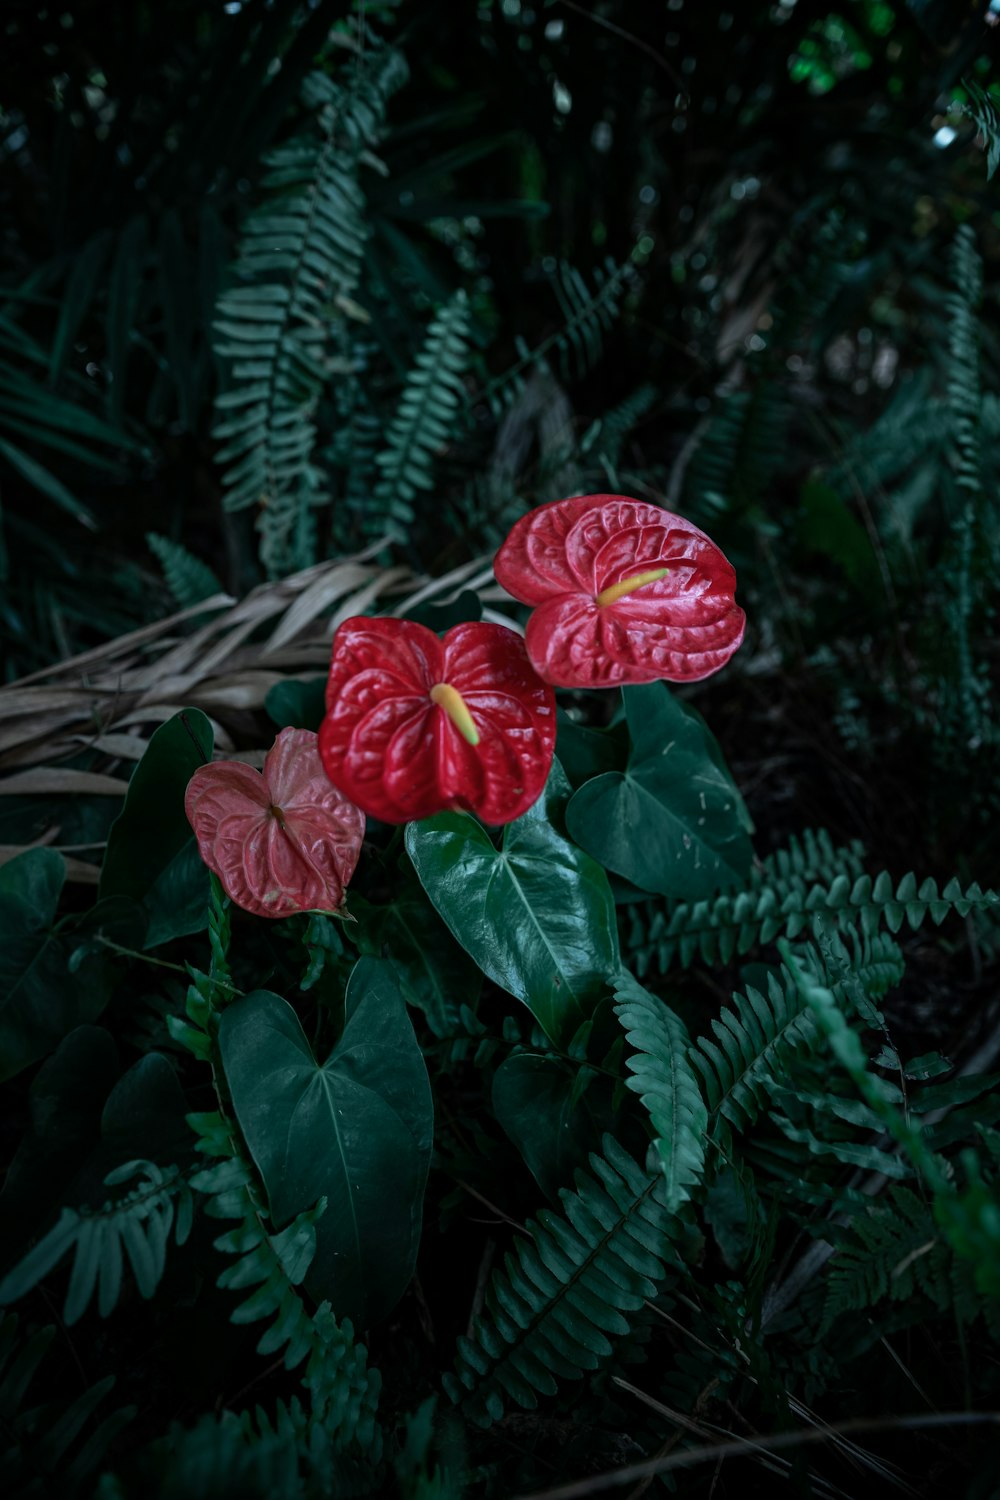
[494,493,746,688]
[185,727,364,918]
[318,617,556,825]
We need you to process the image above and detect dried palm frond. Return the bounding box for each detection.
[0,545,504,875]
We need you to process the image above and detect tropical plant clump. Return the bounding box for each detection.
[2,3,1000,1498]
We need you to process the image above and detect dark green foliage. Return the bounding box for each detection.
[4,4,1000,1496]
[0,1313,134,1497]
[691,927,906,1135]
[612,971,707,1210]
[958,79,1000,180]
[146,534,224,610]
[627,827,866,974]
[445,1135,679,1426]
[99,709,214,948]
[631,854,998,975]
[0,851,139,1081]
[479,257,634,417]
[373,290,472,539]
[0,1160,193,1324]
[407,762,620,1045]
[218,962,433,1328]
[566,682,753,900]
[188,1111,381,1451]
[822,1185,959,1330]
[213,48,407,576]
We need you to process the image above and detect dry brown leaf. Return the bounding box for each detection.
[0,768,128,796]
[0,547,498,783]
[7,593,235,687]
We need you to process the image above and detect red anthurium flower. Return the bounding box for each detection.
[318,618,556,825]
[185,727,364,919]
[494,493,746,689]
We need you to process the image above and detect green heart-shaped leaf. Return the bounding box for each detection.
[99,708,214,946]
[566,683,753,900]
[406,761,619,1044]
[219,956,432,1329]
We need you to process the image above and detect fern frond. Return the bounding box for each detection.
[580,382,656,485]
[478,257,633,416]
[630,853,998,975]
[146,533,223,608]
[0,1161,193,1325]
[821,1186,948,1332]
[445,1135,678,1426]
[957,79,1000,180]
[0,1313,134,1498]
[612,970,707,1210]
[946,224,983,504]
[547,258,627,383]
[684,379,787,518]
[691,928,904,1135]
[824,367,947,523]
[212,48,407,576]
[187,1111,381,1451]
[627,828,867,975]
[372,290,472,540]
[109,1409,300,1500]
[167,875,234,1062]
[939,224,992,751]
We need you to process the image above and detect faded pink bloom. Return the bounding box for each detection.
[185,727,364,918]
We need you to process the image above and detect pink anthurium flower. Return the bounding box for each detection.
[494,493,746,688]
[318,617,556,825]
[185,727,364,919]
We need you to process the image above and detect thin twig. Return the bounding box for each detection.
[511,1412,1000,1500]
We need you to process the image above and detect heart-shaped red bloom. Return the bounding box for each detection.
[185,727,364,918]
[494,493,746,688]
[318,618,556,825]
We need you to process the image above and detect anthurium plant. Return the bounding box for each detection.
[1,500,999,1499]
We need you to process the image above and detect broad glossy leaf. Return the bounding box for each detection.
[266,676,326,733]
[566,682,753,899]
[185,728,364,919]
[555,708,629,790]
[100,708,214,947]
[405,761,619,1043]
[319,617,555,825]
[406,587,483,632]
[0,851,139,1081]
[219,958,433,1328]
[494,493,745,688]
[350,877,480,1035]
[492,1054,621,1202]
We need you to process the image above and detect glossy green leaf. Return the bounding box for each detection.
[405,761,620,1044]
[219,957,433,1328]
[566,682,753,900]
[99,708,214,948]
[350,878,480,1036]
[265,675,326,732]
[555,708,629,790]
[405,588,483,632]
[492,1054,620,1202]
